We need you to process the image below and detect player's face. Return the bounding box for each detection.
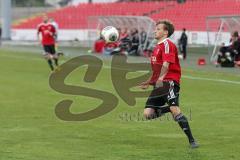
[154,23,168,40]
[43,16,48,23]
[231,34,238,41]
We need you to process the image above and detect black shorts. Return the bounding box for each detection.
[43,45,56,55]
[145,81,180,109]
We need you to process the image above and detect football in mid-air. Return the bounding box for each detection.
[101,26,119,43]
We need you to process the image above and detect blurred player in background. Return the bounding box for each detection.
[139,20,198,148]
[37,15,59,71]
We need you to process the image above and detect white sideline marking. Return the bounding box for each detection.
[182,75,240,85]
[1,53,239,85]
[102,65,240,85]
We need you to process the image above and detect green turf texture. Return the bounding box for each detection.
[0,47,239,160]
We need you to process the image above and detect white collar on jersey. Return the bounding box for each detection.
[158,38,169,44]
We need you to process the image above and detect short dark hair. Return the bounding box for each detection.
[232,31,239,37]
[156,20,175,37]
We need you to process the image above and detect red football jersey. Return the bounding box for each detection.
[37,23,56,45]
[150,38,181,84]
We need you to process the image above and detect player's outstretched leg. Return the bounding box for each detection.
[46,55,54,71]
[170,106,199,148]
[53,55,61,72]
[44,54,55,71]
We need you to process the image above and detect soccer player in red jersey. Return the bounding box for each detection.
[37,15,58,71]
[139,20,198,148]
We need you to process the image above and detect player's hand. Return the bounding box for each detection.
[139,81,149,90]
[155,78,163,88]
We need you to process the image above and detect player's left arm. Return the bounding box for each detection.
[155,61,169,87]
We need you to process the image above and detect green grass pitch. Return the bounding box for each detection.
[0,46,240,160]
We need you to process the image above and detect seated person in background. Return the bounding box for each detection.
[94,37,106,53]
[120,28,129,40]
[217,43,235,67]
[118,28,132,55]
[117,38,132,55]
[129,28,140,56]
[102,41,118,55]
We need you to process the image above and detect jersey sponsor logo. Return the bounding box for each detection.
[151,56,156,62]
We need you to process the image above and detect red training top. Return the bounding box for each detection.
[37,23,56,45]
[150,38,181,85]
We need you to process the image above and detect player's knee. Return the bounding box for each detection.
[143,108,156,120]
[170,106,181,117]
[53,54,58,59]
[44,53,53,59]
